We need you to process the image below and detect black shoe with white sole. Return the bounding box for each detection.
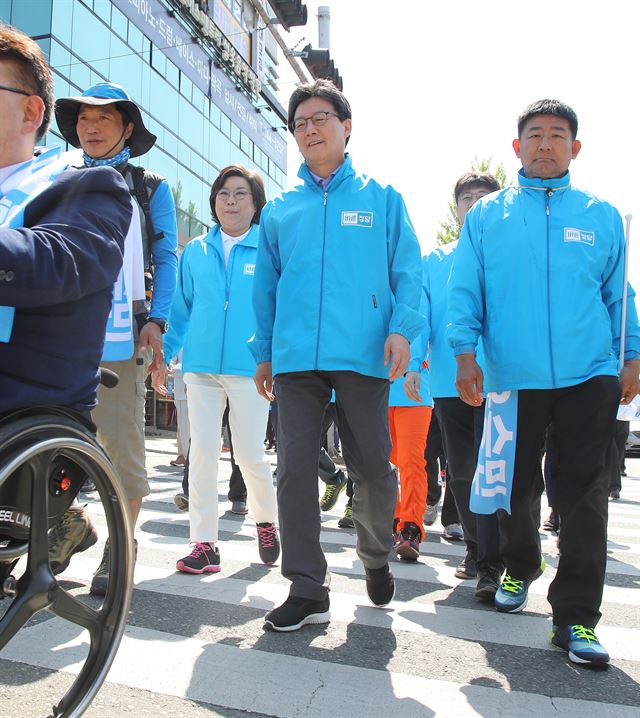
[365,563,395,607]
[264,595,330,632]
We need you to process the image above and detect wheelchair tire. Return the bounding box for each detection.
[0,412,134,718]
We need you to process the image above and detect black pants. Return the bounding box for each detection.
[265,398,278,449]
[318,403,346,484]
[500,376,620,627]
[434,397,501,573]
[424,413,458,526]
[609,420,629,491]
[275,370,396,600]
[543,426,558,509]
[425,411,445,506]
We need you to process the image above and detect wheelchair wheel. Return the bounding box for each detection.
[0,412,134,718]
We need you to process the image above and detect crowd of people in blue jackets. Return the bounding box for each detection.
[1,20,637,672]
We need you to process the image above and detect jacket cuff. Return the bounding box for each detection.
[248,338,272,364]
[453,343,477,357]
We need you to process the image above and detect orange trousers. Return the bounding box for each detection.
[389,405,432,540]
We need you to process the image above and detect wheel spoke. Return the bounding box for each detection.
[50,586,101,634]
[0,591,35,651]
[26,452,54,572]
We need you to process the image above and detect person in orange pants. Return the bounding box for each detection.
[390,333,432,562]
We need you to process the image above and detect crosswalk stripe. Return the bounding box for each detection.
[4,620,640,718]
[3,448,639,716]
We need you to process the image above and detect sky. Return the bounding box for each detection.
[275,0,640,284]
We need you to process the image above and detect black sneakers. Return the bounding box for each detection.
[455,552,478,579]
[256,522,280,565]
[264,595,331,632]
[365,563,395,607]
[475,569,501,602]
[176,542,221,574]
[90,538,138,596]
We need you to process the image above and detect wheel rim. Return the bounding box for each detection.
[0,427,134,718]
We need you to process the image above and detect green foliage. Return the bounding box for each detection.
[171,180,183,209]
[436,158,510,246]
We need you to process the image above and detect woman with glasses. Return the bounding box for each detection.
[154,165,279,574]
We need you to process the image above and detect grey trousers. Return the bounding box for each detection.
[275,370,396,600]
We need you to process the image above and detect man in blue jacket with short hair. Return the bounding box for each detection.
[447,99,640,665]
[251,79,424,632]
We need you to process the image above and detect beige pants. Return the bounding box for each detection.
[92,346,150,499]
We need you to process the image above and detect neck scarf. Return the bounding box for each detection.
[83,145,130,168]
[0,146,72,342]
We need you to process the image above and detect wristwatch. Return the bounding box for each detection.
[148,317,169,334]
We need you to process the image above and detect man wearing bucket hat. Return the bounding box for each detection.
[50,82,178,595]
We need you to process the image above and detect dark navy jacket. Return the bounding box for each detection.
[0,166,130,413]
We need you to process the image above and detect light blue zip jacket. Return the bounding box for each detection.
[424,244,486,398]
[249,156,425,378]
[164,224,259,376]
[447,170,640,392]
[389,292,432,407]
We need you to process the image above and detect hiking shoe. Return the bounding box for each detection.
[609,489,620,500]
[443,523,464,541]
[475,569,501,602]
[176,543,221,574]
[90,538,138,596]
[231,500,248,515]
[495,557,545,613]
[424,504,438,526]
[365,563,395,607]
[551,624,610,666]
[338,504,354,528]
[542,510,559,532]
[264,595,330,632]
[174,492,189,512]
[257,522,280,565]
[455,552,478,579]
[79,478,96,493]
[396,522,421,562]
[49,505,98,575]
[320,478,346,511]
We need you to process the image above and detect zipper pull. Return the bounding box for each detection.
[224,300,229,311]
[545,189,553,216]
[372,294,378,309]
[324,191,328,206]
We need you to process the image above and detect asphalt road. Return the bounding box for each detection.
[1,435,639,718]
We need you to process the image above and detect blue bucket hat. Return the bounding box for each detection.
[54,82,156,158]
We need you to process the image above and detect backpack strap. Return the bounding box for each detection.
[129,165,164,244]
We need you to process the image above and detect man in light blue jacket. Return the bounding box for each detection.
[447,99,640,666]
[425,171,503,601]
[250,79,424,631]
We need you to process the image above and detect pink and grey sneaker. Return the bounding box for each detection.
[396,522,421,562]
[176,542,221,574]
[257,522,280,565]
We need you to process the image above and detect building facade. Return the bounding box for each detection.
[0,0,289,246]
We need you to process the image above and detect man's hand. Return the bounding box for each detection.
[404,371,422,402]
[254,361,274,401]
[140,321,164,372]
[151,364,169,396]
[619,359,640,404]
[384,333,410,381]
[455,354,484,406]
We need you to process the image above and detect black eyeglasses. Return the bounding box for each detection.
[0,84,31,97]
[293,111,340,133]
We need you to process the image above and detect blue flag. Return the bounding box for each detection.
[470,390,518,515]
